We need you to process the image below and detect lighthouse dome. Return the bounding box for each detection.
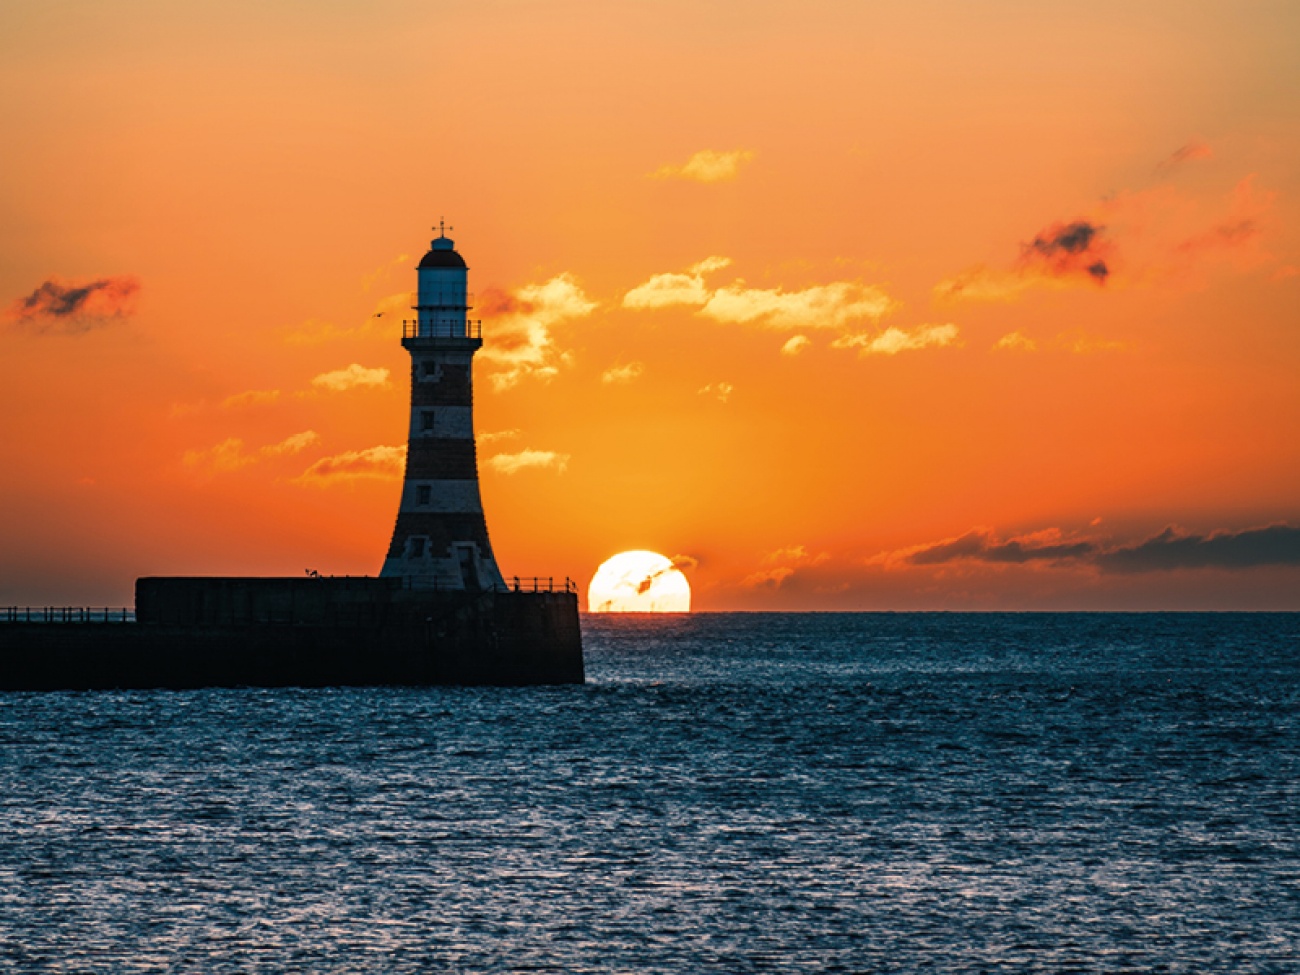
[418,236,467,269]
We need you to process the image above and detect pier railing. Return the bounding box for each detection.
[0,581,577,623]
[506,577,578,595]
[399,577,577,594]
[1,607,135,624]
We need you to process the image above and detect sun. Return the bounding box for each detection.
[588,550,691,613]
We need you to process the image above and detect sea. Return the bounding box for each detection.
[1,612,1297,973]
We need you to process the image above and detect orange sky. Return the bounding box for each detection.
[2,0,1298,609]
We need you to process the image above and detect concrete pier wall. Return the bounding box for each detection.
[0,579,583,690]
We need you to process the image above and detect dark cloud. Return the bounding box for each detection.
[1097,525,1300,574]
[1031,222,1097,255]
[1021,221,1111,284]
[1156,140,1213,173]
[906,524,1300,574]
[10,276,140,332]
[908,530,1096,566]
[634,557,695,594]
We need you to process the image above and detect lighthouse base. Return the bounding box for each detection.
[0,577,584,690]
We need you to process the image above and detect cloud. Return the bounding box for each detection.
[477,429,520,445]
[702,281,896,330]
[311,363,391,392]
[889,522,1300,575]
[1056,331,1130,354]
[9,276,140,332]
[1020,221,1111,284]
[698,382,734,403]
[477,287,534,318]
[994,331,1037,352]
[905,528,1097,566]
[623,256,731,310]
[263,430,320,456]
[831,323,958,356]
[743,545,829,588]
[1097,524,1300,573]
[479,274,596,391]
[361,253,411,293]
[1157,139,1213,173]
[936,219,1112,302]
[742,566,795,589]
[183,431,320,475]
[296,444,406,484]
[932,268,1031,303]
[284,291,411,345]
[781,335,811,356]
[670,554,699,572]
[1172,176,1272,263]
[651,149,755,183]
[601,361,644,385]
[222,389,282,409]
[624,259,897,336]
[183,438,256,474]
[487,449,570,475]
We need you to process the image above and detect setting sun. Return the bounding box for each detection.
[588,551,691,613]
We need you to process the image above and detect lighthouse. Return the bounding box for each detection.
[379,225,507,591]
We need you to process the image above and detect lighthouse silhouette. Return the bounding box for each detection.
[380,224,507,591]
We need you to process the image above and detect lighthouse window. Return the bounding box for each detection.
[416,485,431,506]
[408,537,426,558]
[421,410,435,431]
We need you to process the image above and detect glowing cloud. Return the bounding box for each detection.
[743,545,830,588]
[623,256,731,309]
[698,382,734,403]
[601,361,645,385]
[222,389,282,409]
[295,444,406,484]
[701,281,896,330]
[479,274,597,391]
[651,149,755,183]
[311,363,391,392]
[993,331,1037,352]
[781,335,811,356]
[263,431,320,456]
[361,253,411,292]
[284,292,413,345]
[831,323,958,356]
[183,431,320,475]
[487,449,570,475]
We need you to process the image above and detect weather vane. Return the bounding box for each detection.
[434,217,453,237]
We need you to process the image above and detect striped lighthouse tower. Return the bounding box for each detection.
[379,224,507,591]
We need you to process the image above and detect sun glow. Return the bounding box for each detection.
[588,550,691,613]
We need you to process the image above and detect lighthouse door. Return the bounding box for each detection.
[455,544,481,591]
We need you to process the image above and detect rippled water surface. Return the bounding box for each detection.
[2,613,1298,973]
